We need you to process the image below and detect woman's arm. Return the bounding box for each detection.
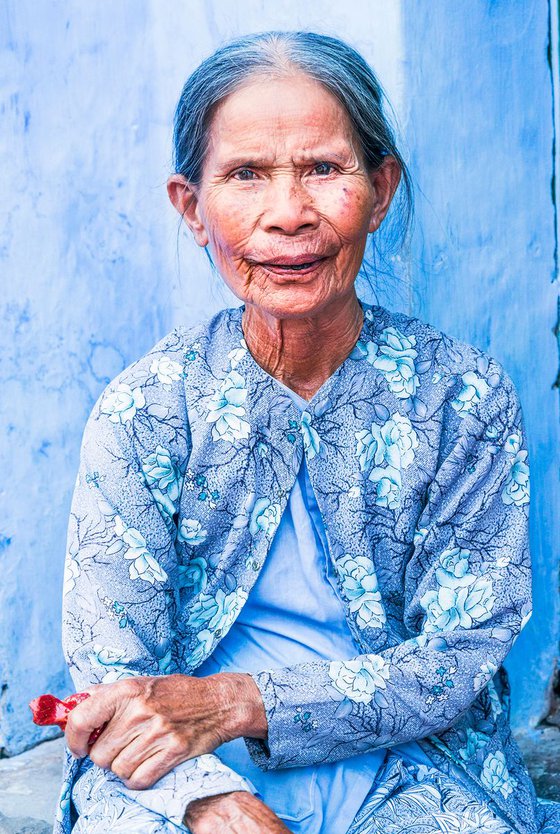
[62,376,262,820]
[243,368,531,770]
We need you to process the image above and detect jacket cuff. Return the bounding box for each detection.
[111,754,258,826]
[244,668,325,770]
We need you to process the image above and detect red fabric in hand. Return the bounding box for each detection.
[29,693,104,745]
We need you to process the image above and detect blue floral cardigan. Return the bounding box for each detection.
[58,299,542,833]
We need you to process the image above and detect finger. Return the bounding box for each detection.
[103,724,167,780]
[65,685,122,757]
[88,721,147,772]
[120,748,182,791]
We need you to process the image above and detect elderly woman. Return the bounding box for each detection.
[55,31,557,834]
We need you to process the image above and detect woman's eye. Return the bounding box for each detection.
[312,162,335,176]
[233,168,258,181]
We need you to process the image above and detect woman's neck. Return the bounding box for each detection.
[241,292,364,401]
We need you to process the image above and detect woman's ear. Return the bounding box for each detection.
[367,156,402,234]
[167,175,209,247]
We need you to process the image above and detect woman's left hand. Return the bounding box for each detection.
[64,672,267,790]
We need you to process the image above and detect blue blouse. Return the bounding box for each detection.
[195,381,431,833]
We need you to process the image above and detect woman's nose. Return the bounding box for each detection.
[261,175,320,234]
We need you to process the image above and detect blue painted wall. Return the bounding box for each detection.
[402,0,559,728]
[1,0,557,753]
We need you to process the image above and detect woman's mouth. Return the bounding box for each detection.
[258,256,327,276]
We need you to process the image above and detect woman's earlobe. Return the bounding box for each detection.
[166,175,209,247]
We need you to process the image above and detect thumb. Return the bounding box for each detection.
[65,684,119,757]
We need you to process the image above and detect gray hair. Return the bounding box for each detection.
[172,31,414,296]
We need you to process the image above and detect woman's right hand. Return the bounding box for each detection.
[183,791,294,833]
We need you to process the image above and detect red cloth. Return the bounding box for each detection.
[29,693,103,745]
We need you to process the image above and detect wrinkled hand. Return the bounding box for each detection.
[65,673,266,790]
[184,791,294,834]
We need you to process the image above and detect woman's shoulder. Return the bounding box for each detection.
[369,302,517,386]
[365,302,522,426]
[86,307,237,430]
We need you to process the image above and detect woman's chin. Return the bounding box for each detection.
[250,285,343,319]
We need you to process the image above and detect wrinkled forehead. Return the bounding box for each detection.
[203,71,364,169]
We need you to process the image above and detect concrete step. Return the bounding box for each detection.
[0,736,64,832]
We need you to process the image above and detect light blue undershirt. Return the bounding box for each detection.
[195,381,432,833]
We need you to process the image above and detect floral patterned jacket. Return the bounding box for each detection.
[57,299,539,833]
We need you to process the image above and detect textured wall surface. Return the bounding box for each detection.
[402,0,559,728]
[0,0,557,753]
[0,0,403,755]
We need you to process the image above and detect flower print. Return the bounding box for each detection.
[63,556,80,596]
[480,751,516,799]
[117,521,168,584]
[142,446,181,499]
[420,575,495,633]
[100,383,145,424]
[435,546,476,589]
[178,518,208,547]
[300,411,320,459]
[495,553,511,570]
[56,782,71,823]
[348,485,361,498]
[413,527,428,546]
[459,727,490,761]
[188,587,248,636]
[366,326,419,399]
[486,681,503,718]
[335,554,386,629]
[206,370,250,443]
[474,661,498,692]
[249,498,282,539]
[502,450,529,506]
[90,644,140,684]
[189,628,214,667]
[227,338,248,369]
[426,664,457,705]
[382,413,419,469]
[521,604,532,630]
[355,426,385,472]
[177,556,208,594]
[149,355,182,386]
[142,446,182,527]
[451,371,490,417]
[328,655,390,705]
[114,515,127,537]
[504,431,522,455]
[368,465,402,510]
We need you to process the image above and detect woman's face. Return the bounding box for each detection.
[168,72,400,319]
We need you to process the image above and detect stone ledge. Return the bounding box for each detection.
[0,735,64,830]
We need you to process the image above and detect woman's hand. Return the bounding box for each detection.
[184,791,294,834]
[64,672,267,789]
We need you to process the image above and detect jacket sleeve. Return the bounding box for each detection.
[62,384,257,821]
[244,366,532,770]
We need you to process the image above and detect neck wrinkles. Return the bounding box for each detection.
[240,295,365,402]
